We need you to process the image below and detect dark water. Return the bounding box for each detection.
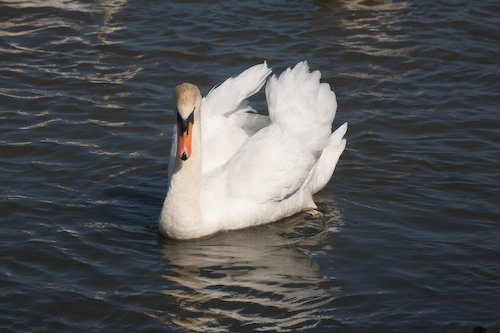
[1,0,499,331]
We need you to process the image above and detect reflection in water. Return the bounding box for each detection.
[157,205,344,331]
[314,0,409,60]
[0,0,136,206]
[311,0,411,119]
[0,0,126,14]
[314,0,399,11]
[0,0,135,88]
[0,0,92,11]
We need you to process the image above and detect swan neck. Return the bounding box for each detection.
[159,112,203,239]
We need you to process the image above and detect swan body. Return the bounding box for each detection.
[159,61,347,239]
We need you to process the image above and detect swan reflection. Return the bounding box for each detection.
[158,203,344,331]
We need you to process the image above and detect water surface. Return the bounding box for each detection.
[1,0,500,331]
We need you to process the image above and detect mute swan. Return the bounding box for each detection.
[159,61,347,239]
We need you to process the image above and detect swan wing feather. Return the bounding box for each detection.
[224,61,341,204]
[201,63,272,172]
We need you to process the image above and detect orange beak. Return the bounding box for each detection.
[177,121,192,160]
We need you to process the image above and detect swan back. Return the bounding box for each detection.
[220,61,344,207]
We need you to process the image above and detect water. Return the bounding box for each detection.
[1,0,499,331]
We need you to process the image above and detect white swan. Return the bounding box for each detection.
[159,61,347,239]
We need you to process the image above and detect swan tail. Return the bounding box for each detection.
[308,122,348,194]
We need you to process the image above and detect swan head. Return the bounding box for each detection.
[174,83,201,161]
